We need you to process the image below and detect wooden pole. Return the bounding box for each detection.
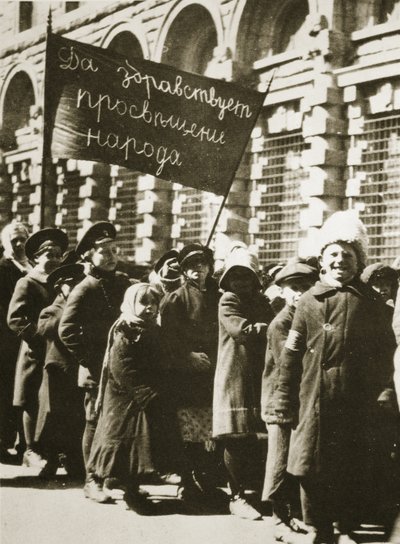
[39,7,52,228]
[205,70,276,247]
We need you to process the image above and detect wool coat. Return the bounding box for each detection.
[0,257,27,445]
[58,268,131,389]
[35,295,84,448]
[7,269,52,408]
[273,278,396,483]
[160,278,219,407]
[261,304,295,424]
[88,320,185,484]
[212,290,273,438]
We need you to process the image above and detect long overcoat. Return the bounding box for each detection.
[0,257,28,443]
[261,303,295,424]
[7,269,51,407]
[58,268,131,389]
[213,290,273,438]
[88,320,185,483]
[160,278,219,407]
[35,295,84,447]
[274,279,396,484]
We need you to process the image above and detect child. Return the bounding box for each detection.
[87,283,186,511]
[273,211,396,544]
[59,222,131,500]
[8,228,68,467]
[213,248,274,520]
[361,263,398,307]
[261,262,318,541]
[35,264,86,479]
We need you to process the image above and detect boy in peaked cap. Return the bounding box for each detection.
[261,262,318,540]
[36,264,86,479]
[7,227,67,468]
[59,222,131,502]
[273,211,397,543]
[151,249,182,295]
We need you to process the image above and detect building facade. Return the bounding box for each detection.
[0,0,400,266]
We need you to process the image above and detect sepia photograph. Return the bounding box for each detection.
[1,1,400,543]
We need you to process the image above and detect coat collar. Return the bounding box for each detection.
[28,268,48,284]
[310,277,370,299]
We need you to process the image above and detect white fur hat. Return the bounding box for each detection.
[318,210,368,267]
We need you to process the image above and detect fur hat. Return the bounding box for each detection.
[318,211,368,268]
[219,247,261,291]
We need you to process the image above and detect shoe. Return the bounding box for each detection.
[229,495,262,520]
[38,459,59,480]
[83,478,113,503]
[22,449,46,468]
[124,489,153,515]
[305,527,335,544]
[159,472,181,485]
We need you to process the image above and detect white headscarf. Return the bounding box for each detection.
[120,282,160,326]
[1,221,31,270]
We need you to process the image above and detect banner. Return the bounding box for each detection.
[45,33,266,195]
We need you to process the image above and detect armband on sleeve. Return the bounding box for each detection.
[285,329,302,352]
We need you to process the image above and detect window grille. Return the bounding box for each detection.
[56,166,81,247]
[348,112,400,264]
[109,168,138,260]
[172,188,210,246]
[11,160,32,226]
[250,131,309,265]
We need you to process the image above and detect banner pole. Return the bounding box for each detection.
[40,8,52,229]
[205,70,276,248]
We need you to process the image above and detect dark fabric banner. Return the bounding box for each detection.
[45,33,266,195]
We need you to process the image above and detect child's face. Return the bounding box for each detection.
[34,246,63,274]
[183,255,210,285]
[281,278,314,307]
[371,277,393,302]
[135,293,159,322]
[227,267,255,296]
[91,240,118,272]
[320,242,358,284]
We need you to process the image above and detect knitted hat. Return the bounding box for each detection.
[154,249,181,292]
[360,263,398,285]
[318,211,368,268]
[219,247,261,291]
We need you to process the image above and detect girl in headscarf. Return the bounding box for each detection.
[87,283,187,511]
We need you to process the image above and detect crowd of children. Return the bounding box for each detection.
[0,210,399,544]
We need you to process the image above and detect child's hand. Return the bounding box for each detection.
[188,351,212,372]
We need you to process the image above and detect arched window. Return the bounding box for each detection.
[1,71,35,151]
[107,31,143,63]
[273,0,309,54]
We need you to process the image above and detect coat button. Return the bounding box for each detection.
[323,323,333,331]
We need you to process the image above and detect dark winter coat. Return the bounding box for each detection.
[35,295,84,451]
[160,278,219,407]
[0,258,28,427]
[58,268,131,388]
[212,290,273,438]
[274,278,396,481]
[261,304,295,424]
[7,269,52,407]
[88,320,184,483]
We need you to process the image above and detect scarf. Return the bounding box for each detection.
[95,282,160,413]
